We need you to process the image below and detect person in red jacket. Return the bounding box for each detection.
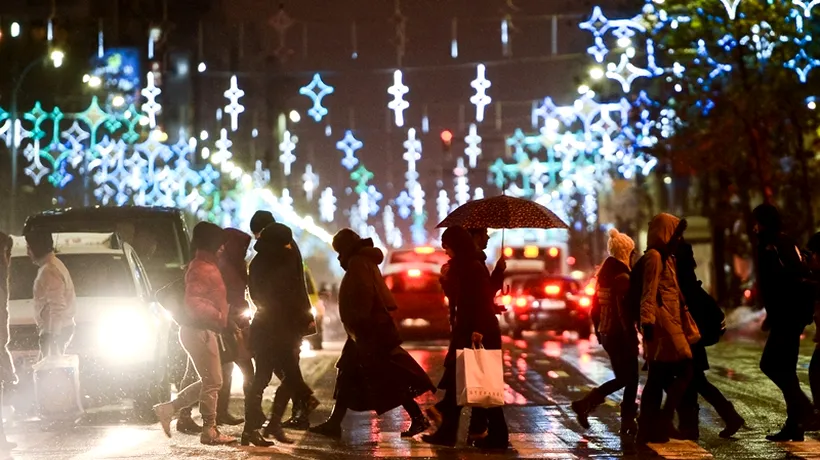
[154,222,236,446]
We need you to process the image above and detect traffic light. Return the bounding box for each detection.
[440,129,453,153]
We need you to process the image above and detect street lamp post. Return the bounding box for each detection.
[8,51,63,232]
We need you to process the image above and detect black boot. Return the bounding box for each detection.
[263,421,294,444]
[241,429,274,447]
[264,386,294,443]
[719,407,745,439]
[401,415,431,437]
[571,399,591,430]
[176,410,202,435]
[308,421,342,439]
[766,422,804,442]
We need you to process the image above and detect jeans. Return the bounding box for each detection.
[585,338,639,418]
[760,326,812,424]
[678,370,737,433]
[245,336,313,431]
[639,360,693,437]
[38,327,73,359]
[171,328,223,428]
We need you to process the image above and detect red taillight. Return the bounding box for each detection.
[579,296,592,308]
[501,294,512,305]
[515,297,528,308]
[544,284,562,296]
[385,276,395,290]
[407,268,422,278]
[584,279,596,296]
[743,289,752,299]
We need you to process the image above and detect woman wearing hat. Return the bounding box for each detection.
[309,229,434,439]
[154,222,236,446]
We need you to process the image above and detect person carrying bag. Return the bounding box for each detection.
[456,337,504,408]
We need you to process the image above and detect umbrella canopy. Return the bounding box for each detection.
[436,195,569,230]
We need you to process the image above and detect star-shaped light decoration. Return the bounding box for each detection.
[388,70,410,127]
[403,127,422,187]
[350,165,374,194]
[212,129,233,165]
[464,123,482,168]
[336,130,363,170]
[395,190,413,220]
[470,64,492,122]
[302,164,319,201]
[606,54,653,93]
[278,130,297,176]
[223,75,245,132]
[319,187,337,223]
[299,74,335,122]
[141,72,161,128]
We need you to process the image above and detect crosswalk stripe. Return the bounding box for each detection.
[778,439,820,459]
[647,439,713,459]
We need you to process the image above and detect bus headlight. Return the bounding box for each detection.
[98,309,154,362]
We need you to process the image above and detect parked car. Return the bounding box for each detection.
[23,206,192,388]
[304,267,325,350]
[7,233,173,419]
[497,274,593,339]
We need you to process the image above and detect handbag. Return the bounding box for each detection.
[455,344,505,408]
[680,305,702,345]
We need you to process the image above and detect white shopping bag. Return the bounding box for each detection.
[32,354,84,421]
[456,347,504,408]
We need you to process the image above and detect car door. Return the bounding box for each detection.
[124,245,171,362]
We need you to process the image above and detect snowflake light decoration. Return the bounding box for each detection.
[606,54,653,92]
[212,129,233,164]
[319,187,337,222]
[388,70,410,127]
[140,72,161,128]
[403,127,422,188]
[299,74,335,122]
[787,48,820,83]
[793,0,820,17]
[366,185,383,217]
[395,190,413,220]
[350,165,374,194]
[474,187,485,200]
[223,75,245,132]
[278,130,297,176]
[470,64,492,123]
[454,157,470,205]
[720,0,742,20]
[336,130,363,170]
[464,123,483,168]
[302,164,319,201]
[280,188,293,211]
[436,190,451,223]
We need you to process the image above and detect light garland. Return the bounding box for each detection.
[223,75,245,132]
[387,70,410,127]
[336,130,363,170]
[299,73,335,122]
[470,64,492,123]
[278,130,297,176]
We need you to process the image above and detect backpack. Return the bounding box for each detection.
[685,285,725,346]
[773,241,815,327]
[625,255,648,328]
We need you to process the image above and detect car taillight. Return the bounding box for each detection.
[544,284,562,296]
[579,296,592,308]
[407,268,422,278]
[503,247,513,258]
[500,294,512,305]
[385,275,395,290]
[584,279,596,296]
[515,297,528,308]
[547,247,560,258]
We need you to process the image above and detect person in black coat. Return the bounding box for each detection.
[422,226,509,450]
[754,203,814,441]
[242,218,318,447]
[674,241,744,440]
[310,229,434,439]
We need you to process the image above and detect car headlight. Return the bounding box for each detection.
[97,309,155,362]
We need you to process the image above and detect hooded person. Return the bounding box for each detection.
[154,222,236,446]
[310,229,434,439]
[242,221,318,446]
[571,228,639,437]
[807,232,820,413]
[0,233,17,453]
[754,203,815,441]
[636,213,693,444]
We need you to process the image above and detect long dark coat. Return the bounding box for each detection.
[438,254,502,389]
[334,241,434,415]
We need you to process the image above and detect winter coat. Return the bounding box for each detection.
[640,213,692,363]
[757,232,810,331]
[334,240,434,414]
[0,236,17,384]
[676,242,710,370]
[248,223,313,347]
[184,250,229,332]
[33,253,77,335]
[218,229,252,326]
[441,254,502,368]
[337,242,400,348]
[218,229,252,362]
[592,256,635,344]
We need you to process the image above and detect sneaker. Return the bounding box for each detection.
[201,426,238,445]
[153,403,175,438]
[176,415,202,435]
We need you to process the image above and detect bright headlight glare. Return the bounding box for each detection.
[98,309,153,360]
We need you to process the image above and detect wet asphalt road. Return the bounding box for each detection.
[5,327,820,459]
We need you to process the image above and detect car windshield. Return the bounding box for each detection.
[389,249,448,266]
[9,254,136,300]
[27,217,185,269]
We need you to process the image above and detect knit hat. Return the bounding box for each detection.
[607,227,635,266]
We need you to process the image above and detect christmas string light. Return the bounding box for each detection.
[299,73,335,122]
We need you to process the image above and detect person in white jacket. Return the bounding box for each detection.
[25,231,76,357]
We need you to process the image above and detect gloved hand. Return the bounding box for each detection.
[642,323,654,342]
